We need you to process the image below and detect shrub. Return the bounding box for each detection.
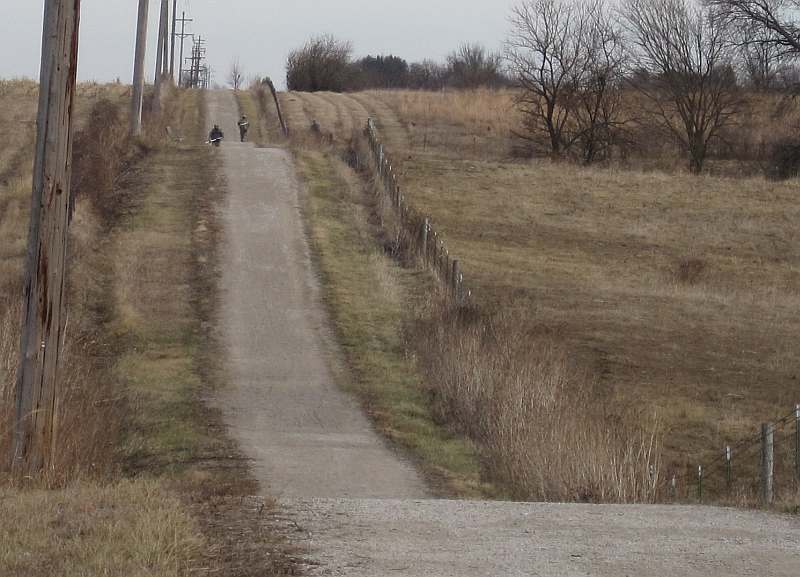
[766,137,800,180]
[286,35,353,92]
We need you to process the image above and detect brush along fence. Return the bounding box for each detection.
[364,118,470,305]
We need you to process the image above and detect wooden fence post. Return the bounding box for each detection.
[265,78,288,136]
[762,423,774,505]
[13,0,82,475]
[421,219,429,262]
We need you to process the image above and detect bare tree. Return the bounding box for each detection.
[506,0,591,156]
[447,43,506,88]
[574,2,631,162]
[229,58,244,91]
[706,0,800,53]
[735,28,794,89]
[408,59,449,90]
[506,0,629,161]
[622,0,742,173]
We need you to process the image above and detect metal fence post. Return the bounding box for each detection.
[725,445,732,491]
[761,423,774,505]
[697,465,703,501]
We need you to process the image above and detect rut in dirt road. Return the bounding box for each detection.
[209,90,426,499]
[208,90,800,577]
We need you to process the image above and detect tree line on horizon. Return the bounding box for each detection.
[285,0,800,176]
[286,37,510,93]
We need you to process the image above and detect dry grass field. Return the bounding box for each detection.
[279,88,800,503]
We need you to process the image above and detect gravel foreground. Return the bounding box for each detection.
[276,497,799,577]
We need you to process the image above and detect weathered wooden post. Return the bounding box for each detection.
[265,78,288,136]
[761,423,774,505]
[13,0,82,476]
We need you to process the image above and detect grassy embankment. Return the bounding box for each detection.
[277,88,800,506]
[293,148,487,497]
[0,83,296,575]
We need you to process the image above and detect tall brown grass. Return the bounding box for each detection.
[379,88,520,136]
[414,304,662,503]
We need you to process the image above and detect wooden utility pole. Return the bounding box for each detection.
[154,0,168,110]
[169,0,177,80]
[130,0,149,136]
[12,0,82,475]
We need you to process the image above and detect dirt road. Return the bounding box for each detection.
[209,91,799,576]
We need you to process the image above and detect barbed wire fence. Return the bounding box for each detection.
[662,405,800,506]
[357,118,471,305]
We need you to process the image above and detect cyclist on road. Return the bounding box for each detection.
[208,124,224,146]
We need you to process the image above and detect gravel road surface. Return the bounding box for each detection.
[209,90,800,577]
[210,90,426,499]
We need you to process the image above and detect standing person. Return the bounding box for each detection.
[238,115,250,142]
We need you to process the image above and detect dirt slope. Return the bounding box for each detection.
[209,90,800,577]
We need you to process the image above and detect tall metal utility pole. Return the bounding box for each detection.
[176,12,193,87]
[130,0,149,136]
[169,0,177,80]
[187,36,206,89]
[13,0,82,475]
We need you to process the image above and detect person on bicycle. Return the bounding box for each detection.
[208,124,224,146]
[238,115,250,142]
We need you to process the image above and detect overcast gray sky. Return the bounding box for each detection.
[0,1,519,88]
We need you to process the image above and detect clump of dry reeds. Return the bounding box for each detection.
[415,303,662,503]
